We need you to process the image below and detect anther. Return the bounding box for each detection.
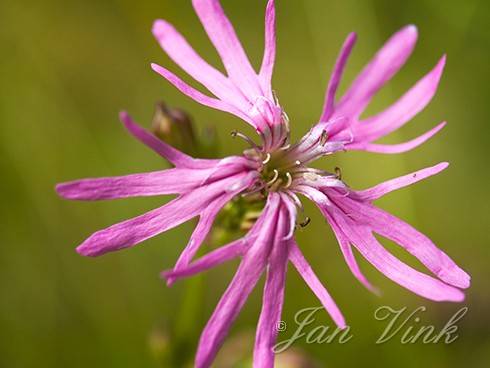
[298,216,311,228]
[231,130,261,152]
[295,160,301,166]
[266,169,279,186]
[335,166,342,180]
[320,130,329,146]
[284,172,293,188]
[262,153,271,164]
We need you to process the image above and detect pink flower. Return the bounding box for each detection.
[152,0,446,155]
[57,1,470,367]
[57,112,259,261]
[165,162,469,367]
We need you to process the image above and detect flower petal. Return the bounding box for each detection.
[195,194,281,368]
[56,167,230,201]
[151,63,255,125]
[281,192,297,239]
[120,111,198,167]
[253,208,289,367]
[336,197,470,289]
[347,121,446,154]
[295,185,332,207]
[320,32,357,122]
[353,162,449,201]
[192,0,263,100]
[323,210,378,293]
[355,55,446,142]
[259,0,276,99]
[335,25,418,118]
[332,211,465,302]
[289,241,346,328]
[161,238,246,282]
[76,173,251,257]
[166,193,236,286]
[152,19,248,109]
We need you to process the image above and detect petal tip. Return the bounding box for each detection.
[76,244,98,257]
[152,19,167,34]
[431,55,446,81]
[395,24,418,46]
[450,290,466,303]
[55,183,66,197]
[405,24,418,36]
[440,267,471,290]
[150,62,162,73]
[439,54,447,66]
[348,32,358,42]
[119,110,130,123]
[370,285,382,297]
[439,161,450,170]
[55,182,82,200]
[160,270,176,286]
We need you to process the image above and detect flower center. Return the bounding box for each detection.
[233,128,346,194]
[258,146,309,192]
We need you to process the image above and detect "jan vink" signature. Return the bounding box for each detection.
[273,305,468,352]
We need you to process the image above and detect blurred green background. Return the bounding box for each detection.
[1,0,489,367]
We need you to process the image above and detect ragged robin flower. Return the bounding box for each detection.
[57,1,470,367]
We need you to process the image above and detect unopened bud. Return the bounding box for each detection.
[151,101,220,158]
[151,101,197,154]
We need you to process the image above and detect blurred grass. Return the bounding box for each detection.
[0,0,489,367]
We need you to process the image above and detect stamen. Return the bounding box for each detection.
[335,166,342,180]
[231,130,261,152]
[272,90,280,106]
[295,160,301,166]
[298,216,311,229]
[284,172,293,188]
[282,111,290,124]
[320,130,329,146]
[262,153,271,164]
[241,182,266,198]
[268,178,283,192]
[266,169,279,186]
[284,191,304,212]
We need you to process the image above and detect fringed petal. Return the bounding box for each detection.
[347,121,446,154]
[76,173,252,257]
[335,25,418,119]
[161,238,246,283]
[152,19,248,108]
[353,162,448,201]
[332,211,465,302]
[253,203,290,367]
[195,194,281,368]
[120,111,199,167]
[258,0,276,99]
[335,197,470,289]
[151,63,255,125]
[289,241,346,328]
[319,33,357,122]
[192,0,263,99]
[355,56,446,141]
